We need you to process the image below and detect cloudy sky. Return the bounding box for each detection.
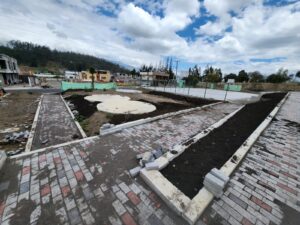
[0,0,299,74]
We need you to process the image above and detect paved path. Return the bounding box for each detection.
[31,95,82,150]
[0,102,239,225]
[201,92,300,225]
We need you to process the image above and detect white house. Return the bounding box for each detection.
[64,71,80,80]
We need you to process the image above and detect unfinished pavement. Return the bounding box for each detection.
[0,92,299,225]
[0,102,239,225]
[31,95,82,150]
[201,92,300,225]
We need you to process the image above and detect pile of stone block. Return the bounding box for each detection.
[1,130,30,144]
[203,168,229,198]
[129,147,166,177]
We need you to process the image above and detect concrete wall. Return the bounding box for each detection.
[197,82,300,92]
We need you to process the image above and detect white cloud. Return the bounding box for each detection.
[0,0,299,74]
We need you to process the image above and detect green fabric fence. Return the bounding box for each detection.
[61,81,117,91]
[224,84,242,91]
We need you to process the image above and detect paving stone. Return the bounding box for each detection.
[112,199,126,216]
[68,207,81,225]
[109,216,123,225]
[81,210,95,225]
[115,190,129,204]
[119,182,131,194]
[0,181,10,192]
[121,212,137,225]
[20,181,30,194]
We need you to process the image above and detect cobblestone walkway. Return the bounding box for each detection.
[201,92,300,225]
[0,102,240,225]
[31,95,82,150]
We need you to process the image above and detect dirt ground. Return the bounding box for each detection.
[63,89,217,136]
[161,92,286,199]
[0,92,40,152]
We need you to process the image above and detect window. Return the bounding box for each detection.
[0,60,6,69]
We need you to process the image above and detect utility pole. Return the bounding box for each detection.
[175,60,179,93]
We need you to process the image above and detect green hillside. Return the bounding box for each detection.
[0,40,129,74]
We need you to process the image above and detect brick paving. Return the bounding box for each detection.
[0,102,239,225]
[200,92,300,225]
[31,94,82,150]
[1,92,299,225]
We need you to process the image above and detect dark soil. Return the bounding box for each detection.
[148,90,219,105]
[65,92,217,126]
[65,94,98,118]
[108,99,192,124]
[161,92,286,199]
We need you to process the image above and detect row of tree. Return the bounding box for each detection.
[0,40,129,74]
[183,65,300,87]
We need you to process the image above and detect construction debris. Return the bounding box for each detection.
[203,168,229,198]
[128,146,173,176]
[0,130,30,144]
[129,166,142,177]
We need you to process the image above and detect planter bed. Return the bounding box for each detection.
[161,92,286,199]
[64,90,217,136]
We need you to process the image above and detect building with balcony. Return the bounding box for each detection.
[0,54,20,85]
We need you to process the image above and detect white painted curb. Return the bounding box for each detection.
[10,136,99,159]
[140,92,289,224]
[60,95,87,138]
[25,95,43,152]
[100,102,222,136]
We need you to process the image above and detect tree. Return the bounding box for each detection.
[237,70,249,82]
[203,66,222,83]
[296,71,300,78]
[0,40,130,73]
[249,71,265,83]
[183,65,201,86]
[89,67,95,90]
[224,73,237,82]
[130,68,137,76]
[266,68,289,83]
[168,58,175,80]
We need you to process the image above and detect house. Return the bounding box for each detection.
[65,71,80,80]
[80,70,111,82]
[140,71,170,85]
[0,54,20,85]
[19,66,39,86]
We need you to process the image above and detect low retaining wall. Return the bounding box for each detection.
[197,82,300,92]
[61,81,117,91]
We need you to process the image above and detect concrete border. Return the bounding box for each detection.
[10,135,99,159]
[25,95,44,152]
[140,92,289,224]
[60,95,87,138]
[100,102,222,136]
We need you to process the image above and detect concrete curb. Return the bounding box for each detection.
[60,95,87,138]
[25,95,44,152]
[140,92,289,224]
[10,135,99,159]
[100,102,222,136]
